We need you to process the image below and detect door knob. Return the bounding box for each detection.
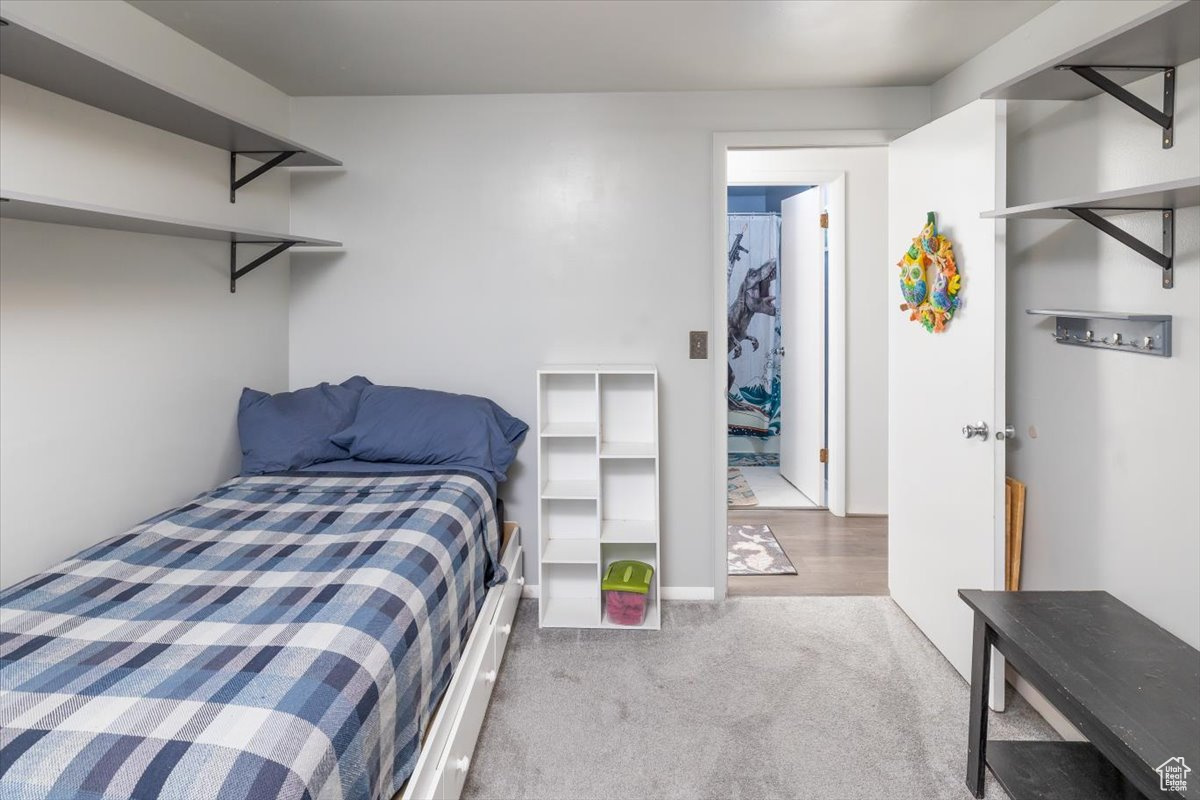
[962,422,989,440]
[994,425,1016,441]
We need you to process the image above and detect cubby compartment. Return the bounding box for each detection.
[539,436,598,499]
[600,458,657,541]
[538,371,598,437]
[599,372,657,457]
[540,563,601,628]
[540,499,598,564]
[601,542,660,629]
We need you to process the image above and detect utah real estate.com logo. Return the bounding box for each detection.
[1157,757,1191,793]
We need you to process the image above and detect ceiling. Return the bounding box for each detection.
[130,0,1054,97]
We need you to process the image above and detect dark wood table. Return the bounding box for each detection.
[959,590,1199,800]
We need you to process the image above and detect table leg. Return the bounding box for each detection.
[966,613,992,798]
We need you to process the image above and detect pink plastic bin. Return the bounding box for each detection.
[601,560,654,626]
[604,590,648,626]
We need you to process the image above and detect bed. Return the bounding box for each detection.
[0,463,523,800]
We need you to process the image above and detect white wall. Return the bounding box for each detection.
[1004,60,1200,648]
[727,147,889,515]
[0,2,294,586]
[288,88,930,589]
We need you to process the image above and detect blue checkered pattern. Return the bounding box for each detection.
[0,470,502,800]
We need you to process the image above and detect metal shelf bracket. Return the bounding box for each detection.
[1059,207,1174,289]
[1056,65,1175,148]
[230,151,299,203]
[230,240,297,293]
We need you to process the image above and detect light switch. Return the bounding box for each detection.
[689,331,708,359]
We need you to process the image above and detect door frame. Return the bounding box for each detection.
[711,130,899,602]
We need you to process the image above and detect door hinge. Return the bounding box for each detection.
[819,448,828,463]
[819,212,829,229]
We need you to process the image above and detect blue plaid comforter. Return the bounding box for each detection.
[0,470,502,800]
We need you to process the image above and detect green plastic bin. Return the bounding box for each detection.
[602,560,653,625]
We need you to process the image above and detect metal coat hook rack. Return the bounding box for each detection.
[1028,309,1172,358]
[1052,329,1159,353]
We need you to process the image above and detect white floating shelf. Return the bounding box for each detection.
[599,441,657,459]
[0,17,340,168]
[982,178,1200,220]
[0,191,340,246]
[539,480,599,500]
[601,520,657,544]
[540,422,597,438]
[0,191,340,293]
[290,246,345,255]
[541,539,597,564]
[981,2,1200,101]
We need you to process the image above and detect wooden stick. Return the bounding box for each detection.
[1004,480,1014,590]
[1010,479,1026,591]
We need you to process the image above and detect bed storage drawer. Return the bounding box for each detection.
[437,631,498,800]
[492,546,522,668]
[405,526,520,800]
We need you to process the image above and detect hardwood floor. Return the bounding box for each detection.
[727,509,888,596]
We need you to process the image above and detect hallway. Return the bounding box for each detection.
[737,466,818,508]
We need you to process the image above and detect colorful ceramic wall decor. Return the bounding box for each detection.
[897,211,961,333]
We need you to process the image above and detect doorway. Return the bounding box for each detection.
[726,185,820,511]
[717,143,889,598]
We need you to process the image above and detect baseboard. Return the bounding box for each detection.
[520,585,715,601]
[1006,667,1085,741]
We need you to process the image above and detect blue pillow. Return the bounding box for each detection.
[331,386,528,481]
[238,376,373,475]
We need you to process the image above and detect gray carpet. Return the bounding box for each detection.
[463,597,1057,800]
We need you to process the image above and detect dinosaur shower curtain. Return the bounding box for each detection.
[727,213,782,455]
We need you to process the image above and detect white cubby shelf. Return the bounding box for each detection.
[536,366,660,630]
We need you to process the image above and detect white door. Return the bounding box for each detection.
[888,100,1007,708]
[779,187,825,505]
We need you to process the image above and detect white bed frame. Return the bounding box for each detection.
[399,522,523,800]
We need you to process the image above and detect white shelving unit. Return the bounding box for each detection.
[0,191,341,293]
[0,191,340,247]
[0,14,343,291]
[980,2,1200,103]
[981,178,1200,220]
[536,365,660,630]
[980,176,1199,292]
[0,16,341,168]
